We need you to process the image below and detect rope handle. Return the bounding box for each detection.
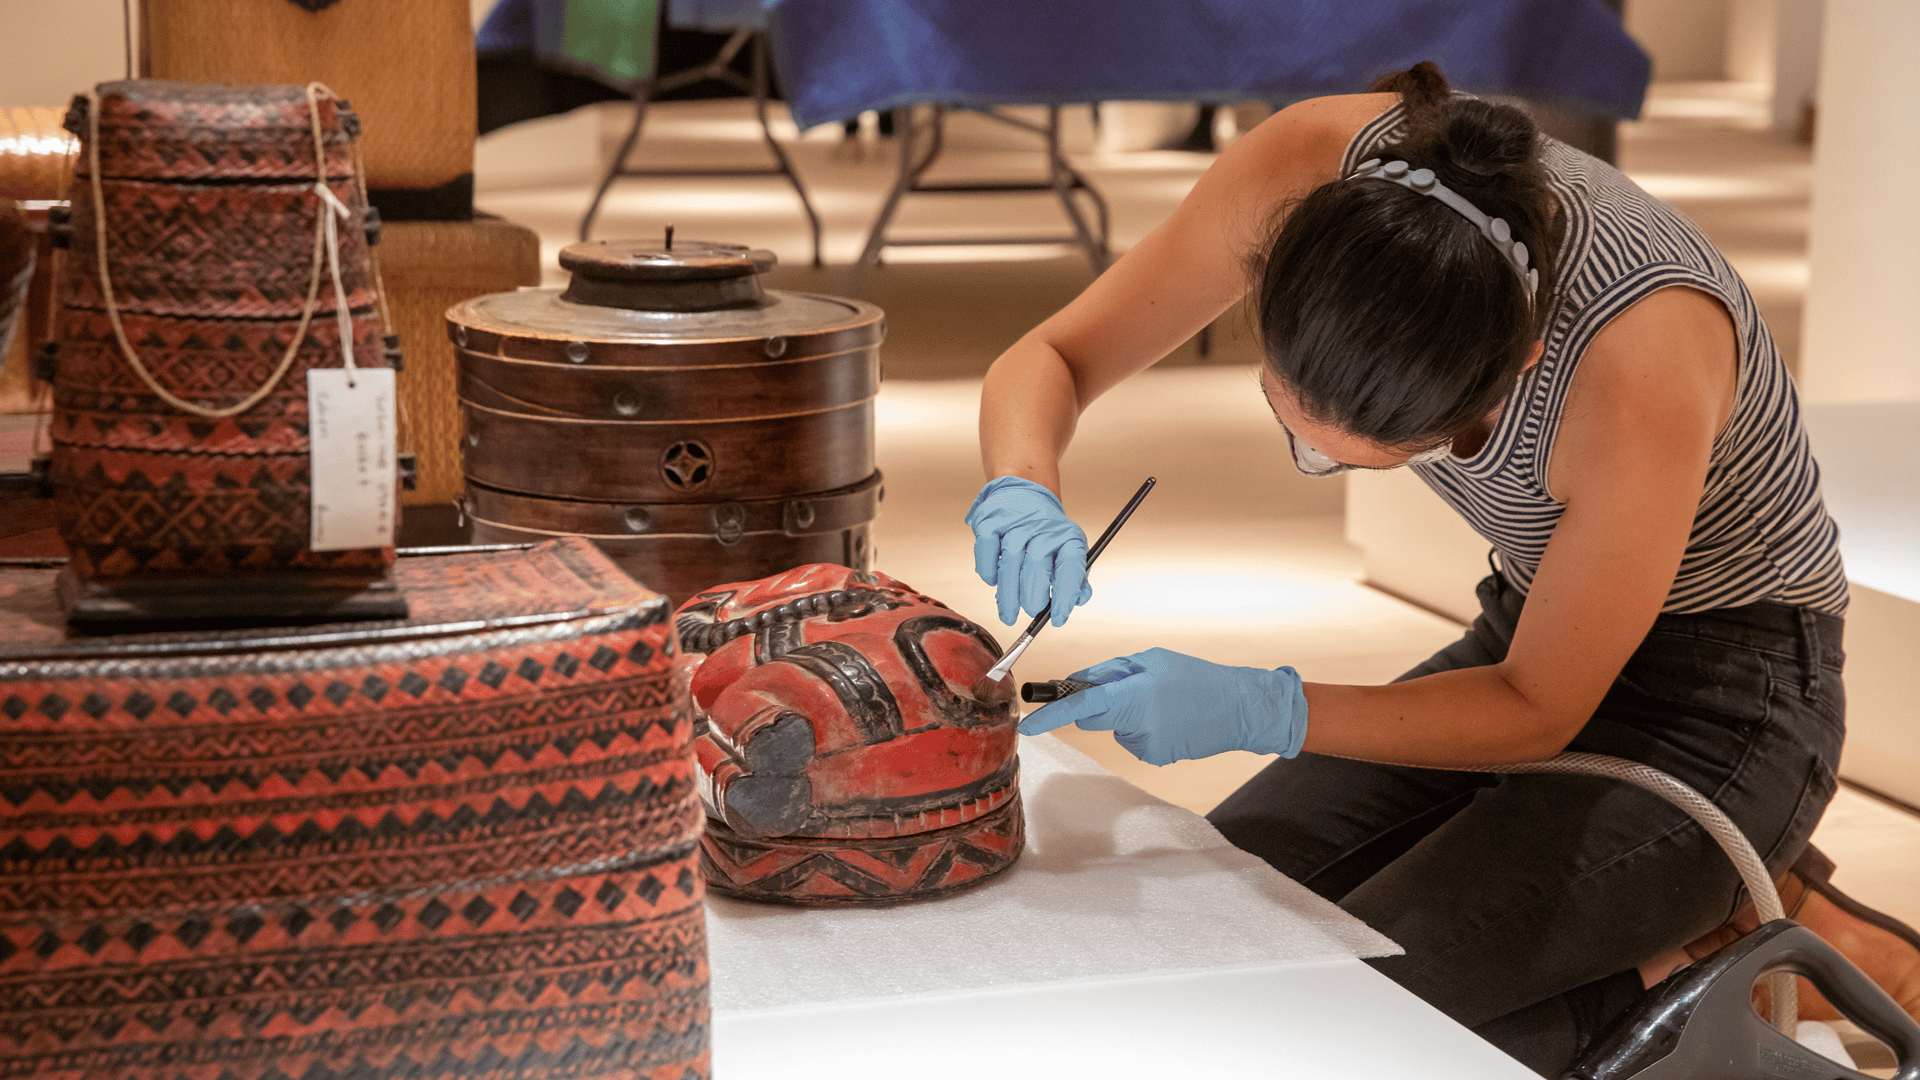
[84,82,355,419]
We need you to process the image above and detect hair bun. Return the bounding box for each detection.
[1368,63,1539,183]
[1439,100,1537,181]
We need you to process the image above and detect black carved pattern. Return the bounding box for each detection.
[703,795,1024,907]
[893,614,1009,725]
[753,619,804,664]
[676,587,902,655]
[772,641,905,743]
[800,759,1019,827]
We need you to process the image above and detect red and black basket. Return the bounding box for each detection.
[0,538,711,1079]
[50,80,399,625]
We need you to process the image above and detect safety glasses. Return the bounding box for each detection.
[1281,421,1452,477]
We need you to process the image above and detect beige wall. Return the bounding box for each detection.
[1725,0,1776,82]
[1771,0,1824,135]
[0,0,138,108]
[1627,0,1734,79]
[1799,0,1920,403]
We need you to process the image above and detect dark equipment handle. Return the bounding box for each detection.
[1021,678,1096,703]
[1016,476,1156,638]
[1567,919,1920,1080]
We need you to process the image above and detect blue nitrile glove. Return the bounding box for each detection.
[1018,648,1308,766]
[964,476,1093,627]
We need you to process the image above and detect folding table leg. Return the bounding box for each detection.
[848,103,1114,288]
[750,32,823,267]
[1046,104,1110,274]
[580,85,655,242]
[577,28,822,265]
[851,104,938,283]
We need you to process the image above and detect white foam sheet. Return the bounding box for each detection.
[706,736,1400,1012]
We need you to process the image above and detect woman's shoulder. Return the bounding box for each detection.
[1238,93,1401,168]
[1199,93,1399,234]
[1279,92,1403,133]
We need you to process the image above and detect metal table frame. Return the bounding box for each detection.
[579,26,824,266]
[854,103,1112,276]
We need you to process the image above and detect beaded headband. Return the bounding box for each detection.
[1350,158,1539,300]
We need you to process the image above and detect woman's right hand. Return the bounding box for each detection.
[968,97,1383,626]
[964,476,1092,627]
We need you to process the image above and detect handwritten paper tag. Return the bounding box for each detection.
[307,367,396,551]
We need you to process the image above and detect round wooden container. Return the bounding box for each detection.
[449,238,885,604]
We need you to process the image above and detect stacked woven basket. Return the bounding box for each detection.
[50,82,398,618]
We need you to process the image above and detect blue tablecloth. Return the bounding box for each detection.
[765,0,1648,131]
[669,0,768,31]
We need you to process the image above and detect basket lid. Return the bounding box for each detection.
[0,539,662,663]
[559,230,777,312]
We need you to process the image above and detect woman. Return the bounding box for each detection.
[968,63,1920,1074]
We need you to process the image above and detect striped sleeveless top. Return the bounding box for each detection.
[1341,104,1848,615]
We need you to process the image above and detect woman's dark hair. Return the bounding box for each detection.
[1253,61,1563,451]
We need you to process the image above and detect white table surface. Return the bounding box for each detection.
[713,958,1537,1078]
[705,738,1535,1078]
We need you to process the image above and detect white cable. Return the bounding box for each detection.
[1481,752,1797,1033]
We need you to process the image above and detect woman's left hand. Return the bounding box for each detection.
[1018,648,1308,765]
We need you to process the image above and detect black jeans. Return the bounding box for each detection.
[1207,573,1845,1077]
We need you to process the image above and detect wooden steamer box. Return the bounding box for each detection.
[450,238,886,605]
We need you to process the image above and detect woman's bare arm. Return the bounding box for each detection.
[1298,287,1741,765]
[977,94,1398,493]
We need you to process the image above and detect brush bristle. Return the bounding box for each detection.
[971,673,1016,708]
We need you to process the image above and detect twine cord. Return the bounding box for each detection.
[86,83,344,419]
[303,80,360,389]
[312,181,357,387]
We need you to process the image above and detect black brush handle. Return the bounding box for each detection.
[1016,475,1157,637]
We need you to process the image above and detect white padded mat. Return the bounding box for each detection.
[706,736,1400,1012]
